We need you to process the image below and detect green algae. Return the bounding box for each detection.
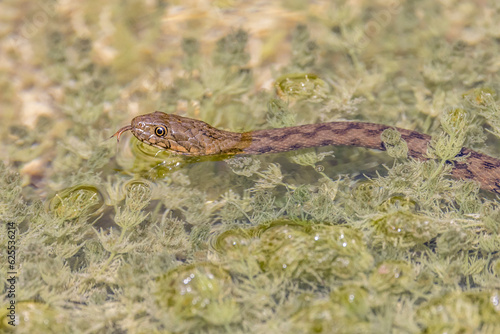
[1,1,500,333]
[155,263,240,330]
[416,291,500,333]
[48,185,105,219]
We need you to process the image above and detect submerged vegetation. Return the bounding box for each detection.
[1,0,500,333]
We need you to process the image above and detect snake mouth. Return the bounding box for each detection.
[111,125,133,142]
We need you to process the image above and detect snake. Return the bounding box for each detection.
[113,111,500,194]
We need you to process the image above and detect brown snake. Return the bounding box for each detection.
[113,111,500,194]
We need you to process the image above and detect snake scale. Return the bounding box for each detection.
[113,111,500,194]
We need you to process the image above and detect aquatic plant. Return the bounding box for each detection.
[2,1,500,333]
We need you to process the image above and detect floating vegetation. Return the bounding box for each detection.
[369,260,413,293]
[416,292,500,333]
[256,222,373,282]
[2,1,500,333]
[209,227,254,254]
[155,263,240,330]
[48,185,105,219]
[0,301,67,332]
[287,293,372,333]
[371,211,436,247]
[275,73,330,102]
[209,220,374,284]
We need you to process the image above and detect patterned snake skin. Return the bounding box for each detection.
[113,111,500,194]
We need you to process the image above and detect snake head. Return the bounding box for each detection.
[112,111,233,156]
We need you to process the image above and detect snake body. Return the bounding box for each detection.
[113,111,500,194]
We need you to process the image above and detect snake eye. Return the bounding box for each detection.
[155,126,167,137]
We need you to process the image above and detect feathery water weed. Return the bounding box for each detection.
[3,2,500,332]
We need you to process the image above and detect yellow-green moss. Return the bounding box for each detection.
[2,1,500,333]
